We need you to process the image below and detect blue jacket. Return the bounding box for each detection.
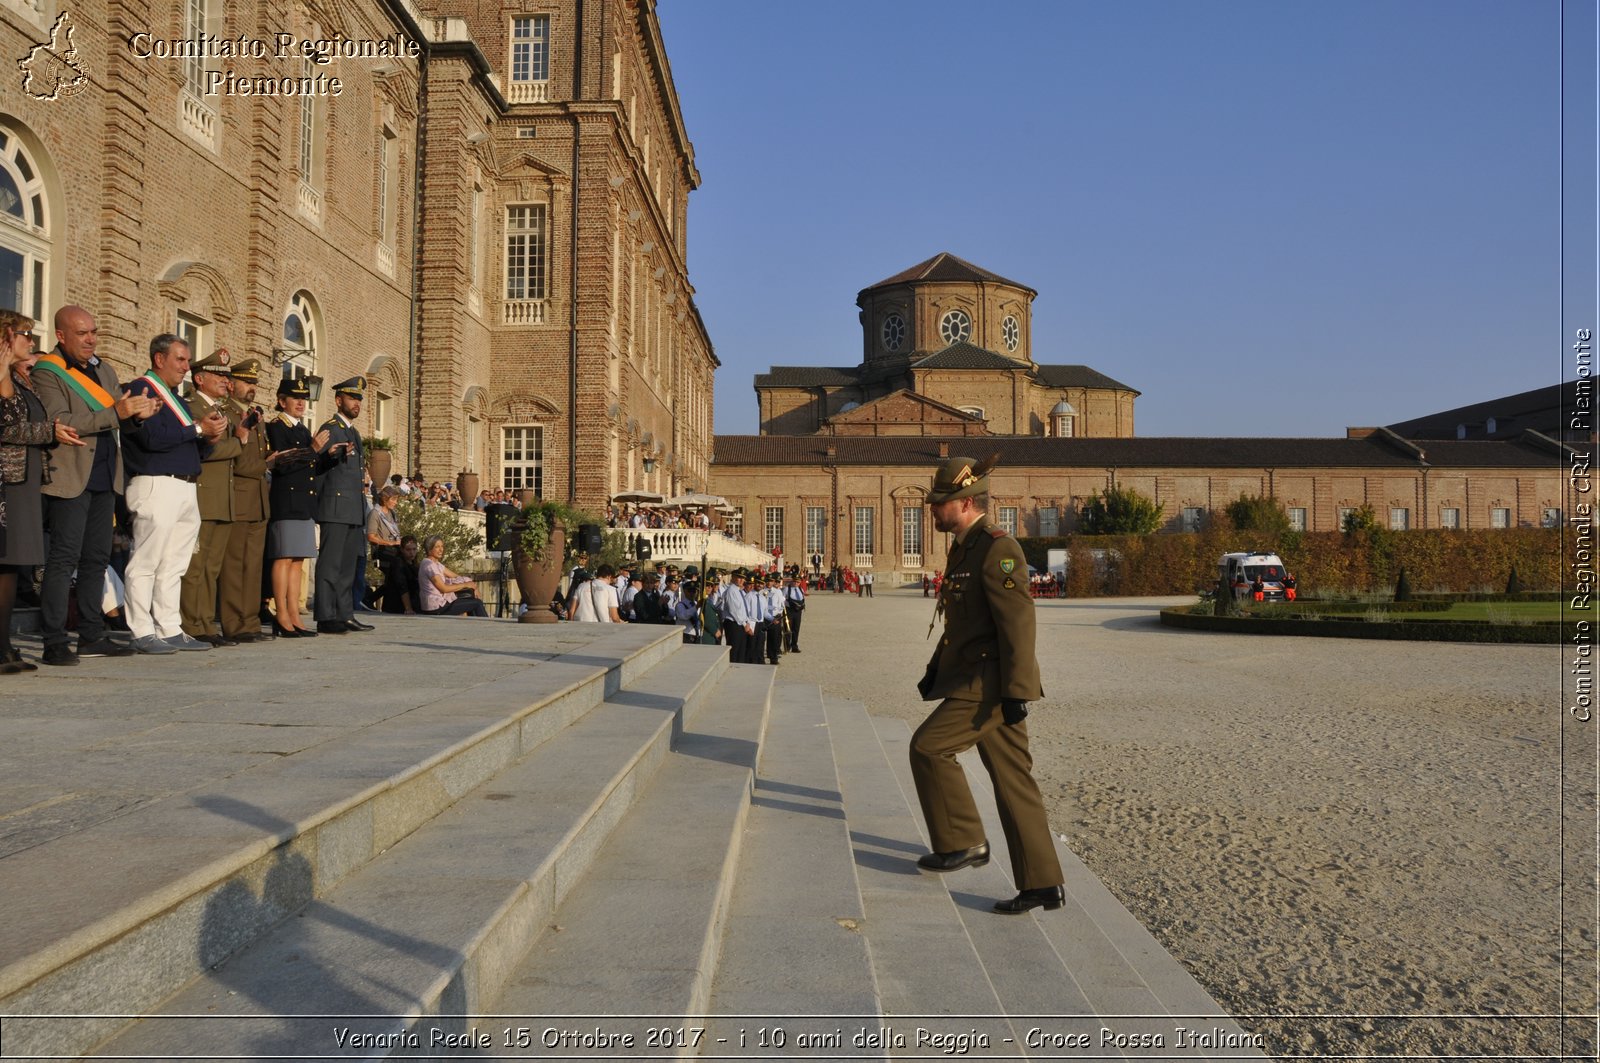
[121,377,208,478]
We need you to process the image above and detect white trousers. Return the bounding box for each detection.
[124,475,201,639]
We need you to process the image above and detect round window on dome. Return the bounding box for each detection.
[939,309,971,345]
[1002,315,1020,351]
[881,313,905,351]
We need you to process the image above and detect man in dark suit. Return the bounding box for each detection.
[911,454,1065,915]
[32,306,158,664]
[312,377,367,634]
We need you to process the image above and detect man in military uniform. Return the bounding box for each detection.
[219,358,273,642]
[911,454,1065,915]
[178,349,244,645]
[312,377,368,634]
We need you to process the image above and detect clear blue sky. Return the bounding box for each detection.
[658,0,1574,439]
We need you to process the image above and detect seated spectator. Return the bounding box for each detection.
[367,486,405,607]
[418,534,487,617]
[382,535,421,613]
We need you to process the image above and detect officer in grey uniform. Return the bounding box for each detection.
[912,454,1065,915]
[312,376,368,634]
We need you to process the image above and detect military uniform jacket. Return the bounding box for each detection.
[224,397,270,522]
[264,414,318,521]
[190,392,241,521]
[314,414,364,525]
[920,514,1043,704]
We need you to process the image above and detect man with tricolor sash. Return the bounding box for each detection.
[34,306,158,666]
[119,334,228,654]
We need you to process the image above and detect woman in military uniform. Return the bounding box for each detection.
[263,378,324,638]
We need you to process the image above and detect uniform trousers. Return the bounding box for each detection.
[909,696,1064,891]
[721,619,748,663]
[179,519,230,636]
[124,476,202,640]
[41,488,116,648]
[785,603,803,650]
[220,518,268,637]
[763,618,782,664]
[314,521,361,623]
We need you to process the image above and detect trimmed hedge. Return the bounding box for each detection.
[1256,599,1452,615]
[1020,527,1557,598]
[1159,608,1567,644]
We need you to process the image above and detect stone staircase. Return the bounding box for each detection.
[0,628,1264,1061]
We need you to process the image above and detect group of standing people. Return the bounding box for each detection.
[0,303,399,670]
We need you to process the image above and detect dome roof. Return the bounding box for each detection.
[1050,400,1077,415]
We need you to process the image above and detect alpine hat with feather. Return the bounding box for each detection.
[927,452,1000,504]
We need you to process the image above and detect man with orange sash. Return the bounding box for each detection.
[119,334,227,654]
[33,306,157,666]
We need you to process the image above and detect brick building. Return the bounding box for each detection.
[715,257,1570,581]
[0,0,713,511]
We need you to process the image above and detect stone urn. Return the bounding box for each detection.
[513,519,564,623]
[457,470,479,505]
[367,447,392,490]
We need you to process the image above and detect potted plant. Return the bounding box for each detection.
[513,499,591,623]
[363,436,394,488]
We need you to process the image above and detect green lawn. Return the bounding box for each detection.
[1436,600,1566,622]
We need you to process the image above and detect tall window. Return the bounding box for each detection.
[1338,506,1356,530]
[469,183,483,291]
[502,426,543,496]
[0,129,50,321]
[298,59,316,182]
[726,507,744,540]
[1389,507,1410,531]
[183,0,208,96]
[509,16,550,102]
[1490,507,1511,529]
[1288,507,1307,532]
[764,506,784,555]
[505,205,547,301]
[901,506,923,560]
[1544,508,1563,528]
[805,506,826,557]
[376,124,398,246]
[997,506,1019,536]
[1440,507,1460,529]
[374,393,392,438]
[1038,506,1060,537]
[1181,506,1204,532]
[853,506,874,558]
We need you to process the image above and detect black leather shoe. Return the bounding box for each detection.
[42,644,79,666]
[345,618,374,632]
[271,623,303,639]
[993,884,1066,915]
[316,621,350,634]
[916,842,990,873]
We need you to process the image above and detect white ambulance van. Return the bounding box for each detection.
[1218,551,1296,602]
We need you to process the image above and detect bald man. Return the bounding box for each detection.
[33,306,158,665]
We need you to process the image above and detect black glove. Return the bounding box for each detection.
[1002,699,1029,726]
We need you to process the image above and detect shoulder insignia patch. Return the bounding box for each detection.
[1003,577,1017,589]
[998,558,1016,575]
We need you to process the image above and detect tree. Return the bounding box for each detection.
[1225,494,1291,537]
[1078,485,1163,535]
[1394,566,1412,601]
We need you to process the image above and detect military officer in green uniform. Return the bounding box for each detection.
[178,349,244,645]
[219,358,273,641]
[912,454,1065,914]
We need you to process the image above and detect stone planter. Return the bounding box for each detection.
[513,520,564,623]
[457,470,479,505]
[367,448,392,489]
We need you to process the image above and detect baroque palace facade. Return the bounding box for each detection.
[712,255,1570,582]
[0,0,712,508]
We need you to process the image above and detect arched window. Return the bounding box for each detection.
[280,290,322,413]
[0,127,52,322]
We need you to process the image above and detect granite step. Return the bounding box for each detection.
[0,624,692,1060]
[701,682,880,1055]
[483,662,777,1055]
[872,715,1267,1060]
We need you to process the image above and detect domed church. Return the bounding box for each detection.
[755,252,1137,438]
